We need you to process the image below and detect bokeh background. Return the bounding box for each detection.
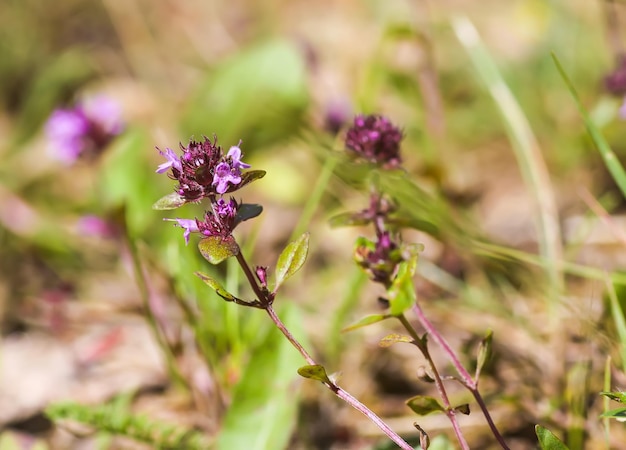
[2,0,626,449]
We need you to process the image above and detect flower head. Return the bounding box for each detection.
[45,96,123,164]
[156,137,251,201]
[197,198,239,238]
[606,57,626,97]
[354,231,403,287]
[345,114,403,167]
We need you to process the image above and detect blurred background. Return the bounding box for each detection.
[2,0,626,448]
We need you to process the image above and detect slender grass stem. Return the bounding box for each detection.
[398,314,469,450]
[410,302,510,449]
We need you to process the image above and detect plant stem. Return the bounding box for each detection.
[398,314,469,450]
[411,302,510,450]
[233,248,413,449]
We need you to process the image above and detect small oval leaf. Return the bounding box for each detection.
[600,391,626,403]
[388,254,418,316]
[342,314,390,333]
[152,192,186,210]
[297,364,331,384]
[235,203,263,226]
[274,232,309,291]
[535,425,570,450]
[406,396,445,416]
[379,333,414,348]
[235,170,267,190]
[198,236,240,264]
[600,406,626,420]
[476,329,493,379]
[328,212,371,228]
[195,272,236,300]
[454,404,470,415]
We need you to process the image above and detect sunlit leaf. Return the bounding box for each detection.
[476,329,493,379]
[274,232,309,291]
[535,425,570,450]
[387,254,418,316]
[601,407,626,420]
[152,192,186,210]
[195,272,236,301]
[297,365,331,384]
[198,236,240,265]
[328,211,371,228]
[342,314,390,333]
[235,170,267,190]
[406,396,444,416]
[379,333,414,348]
[600,391,626,404]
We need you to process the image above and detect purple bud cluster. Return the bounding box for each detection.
[45,96,124,164]
[345,114,403,168]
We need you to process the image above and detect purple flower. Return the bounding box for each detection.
[45,96,124,164]
[345,114,403,167]
[156,148,182,173]
[77,215,116,238]
[45,109,90,164]
[606,57,626,97]
[354,231,403,287]
[212,144,251,194]
[165,218,200,245]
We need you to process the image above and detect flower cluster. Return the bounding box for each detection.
[345,114,403,167]
[354,231,403,288]
[45,96,123,164]
[157,137,251,202]
[157,137,256,245]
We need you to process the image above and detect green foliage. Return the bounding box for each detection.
[198,235,240,265]
[379,333,414,348]
[297,364,332,384]
[475,329,493,379]
[388,253,418,316]
[342,313,390,333]
[46,399,211,450]
[535,425,570,450]
[406,395,445,416]
[274,232,309,292]
[216,303,305,450]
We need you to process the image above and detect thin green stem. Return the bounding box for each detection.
[123,230,188,390]
[398,314,469,450]
[233,247,413,449]
[410,302,510,450]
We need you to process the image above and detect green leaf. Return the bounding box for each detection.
[237,170,267,190]
[601,391,626,403]
[379,333,414,348]
[198,236,240,265]
[535,425,570,450]
[297,364,331,384]
[152,192,187,210]
[454,404,470,415]
[274,232,309,291]
[475,329,493,379]
[406,396,445,416]
[387,254,418,316]
[195,272,236,301]
[601,406,626,420]
[235,203,263,226]
[217,304,305,450]
[328,211,371,228]
[342,314,390,333]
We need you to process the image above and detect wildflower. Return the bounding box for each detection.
[164,218,199,245]
[212,145,251,194]
[255,266,268,287]
[605,57,626,96]
[354,231,403,287]
[45,96,123,164]
[345,114,403,167]
[156,137,251,201]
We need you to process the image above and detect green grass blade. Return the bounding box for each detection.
[552,54,626,198]
[453,17,563,297]
[605,276,626,374]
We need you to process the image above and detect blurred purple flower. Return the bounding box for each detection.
[345,114,403,167]
[619,97,626,120]
[606,57,626,97]
[77,215,116,238]
[45,96,124,164]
